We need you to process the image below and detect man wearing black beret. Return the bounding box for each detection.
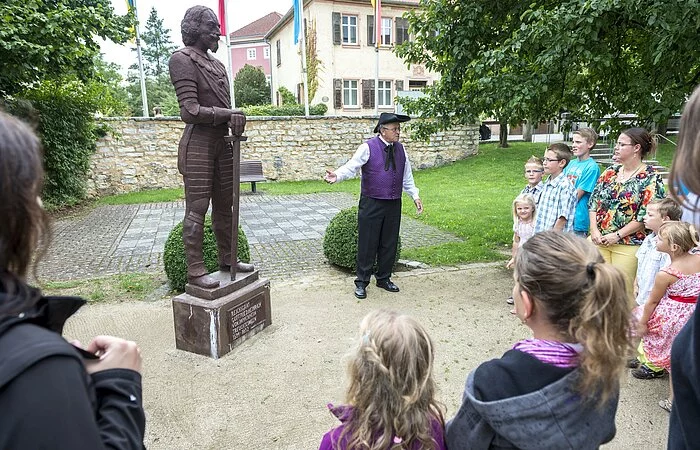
[324,113,424,299]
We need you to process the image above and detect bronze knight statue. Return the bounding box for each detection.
[169,5,254,289]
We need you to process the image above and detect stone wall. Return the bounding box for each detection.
[89,116,479,196]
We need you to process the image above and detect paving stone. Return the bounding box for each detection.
[40,193,461,282]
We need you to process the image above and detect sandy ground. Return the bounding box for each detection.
[64,264,669,450]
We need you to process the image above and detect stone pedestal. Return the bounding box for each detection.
[172,270,271,359]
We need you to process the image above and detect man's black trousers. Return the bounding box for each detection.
[355,195,402,287]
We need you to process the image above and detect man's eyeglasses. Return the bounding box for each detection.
[382,126,401,132]
[543,157,561,163]
[525,169,543,173]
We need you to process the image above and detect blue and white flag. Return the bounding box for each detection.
[293,0,303,44]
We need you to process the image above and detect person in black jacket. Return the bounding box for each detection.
[0,111,146,449]
[667,85,700,450]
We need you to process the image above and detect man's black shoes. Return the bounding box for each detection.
[354,285,367,299]
[376,280,400,292]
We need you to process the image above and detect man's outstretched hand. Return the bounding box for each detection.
[324,169,337,184]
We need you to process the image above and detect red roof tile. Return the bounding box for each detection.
[230,12,283,39]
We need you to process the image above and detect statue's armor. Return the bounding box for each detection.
[169,47,234,278]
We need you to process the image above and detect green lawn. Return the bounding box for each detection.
[97,187,185,205]
[261,142,550,265]
[654,138,676,168]
[95,140,676,266]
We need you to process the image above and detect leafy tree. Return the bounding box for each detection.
[93,55,130,116]
[234,65,271,107]
[125,73,178,116]
[396,0,700,142]
[0,0,133,97]
[139,7,177,77]
[278,86,298,105]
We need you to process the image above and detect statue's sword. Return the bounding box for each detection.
[224,133,247,281]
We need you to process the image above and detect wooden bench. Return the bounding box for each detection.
[240,160,266,193]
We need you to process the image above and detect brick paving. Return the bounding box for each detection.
[40,193,461,281]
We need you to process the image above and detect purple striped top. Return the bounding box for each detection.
[512,338,583,368]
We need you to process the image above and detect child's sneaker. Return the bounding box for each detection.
[658,398,672,413]
[506,296,514,305]
[627,358,640,369]
[631,364,666,379]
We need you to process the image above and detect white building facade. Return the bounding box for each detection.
[266,0,439,115]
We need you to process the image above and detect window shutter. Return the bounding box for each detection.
[367,15,375,46]
[332,13,341,45]
[334,79,342,108]
[362,80,369,108]
[361,79,375,109]
[276,40,281,67]
[362,80,371,108]
[395,80,404,92]
[395,18,409,44]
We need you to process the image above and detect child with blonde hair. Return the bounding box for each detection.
[634,221,700,412]
[506,194,536,311]
[521,155,545,202]
[506,194,536,269]
[447,232,631,448]
[319,309,445,450]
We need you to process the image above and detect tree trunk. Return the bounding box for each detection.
[522,119,534,142]
[498,119,509,148]
[656,120,668,137]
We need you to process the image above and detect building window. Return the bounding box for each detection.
[378,80,392,107]
[381,17,392,45]
[395,18,410,44]
[343,80,359,107]
[342,15,358,44]
[408,80,427,91]
[276,40,281,66]
[264,47,270,59]
[247,48,256,60]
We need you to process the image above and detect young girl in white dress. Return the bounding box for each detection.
[506,194,536,311]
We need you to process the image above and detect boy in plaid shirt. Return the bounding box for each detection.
[534,143,576,233]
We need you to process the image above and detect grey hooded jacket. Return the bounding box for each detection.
[446,350,618,449]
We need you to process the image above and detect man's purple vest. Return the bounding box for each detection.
[360,136,406,200]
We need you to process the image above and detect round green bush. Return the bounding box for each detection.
[323,206,401,270]
[163,216,251,292]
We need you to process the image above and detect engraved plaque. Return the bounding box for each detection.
[229,293,267,343]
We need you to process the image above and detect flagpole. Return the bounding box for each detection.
[300,14,310,116]
[374,0,380,116]
[220,0,236,108]
[133,0,149,117]
[294,0,310,116]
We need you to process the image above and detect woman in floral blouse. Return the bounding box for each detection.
[588,127,666,291]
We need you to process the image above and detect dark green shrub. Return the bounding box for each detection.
[6,78,114,207]
[242,103,328,116]
[323,206,401,270]
[163,216,251,292]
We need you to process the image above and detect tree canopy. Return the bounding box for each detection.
[139,7,177,77]
[0,0,134,97]
[234,65,271,107]
[396,0,700,138]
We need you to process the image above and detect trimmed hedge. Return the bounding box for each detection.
[242,103,328,116]
[323,206,401,270]
[163,216,250,292]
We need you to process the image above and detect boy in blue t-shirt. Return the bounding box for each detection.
[564,128,601,237]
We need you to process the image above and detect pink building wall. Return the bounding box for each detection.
[231,44,272,78]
